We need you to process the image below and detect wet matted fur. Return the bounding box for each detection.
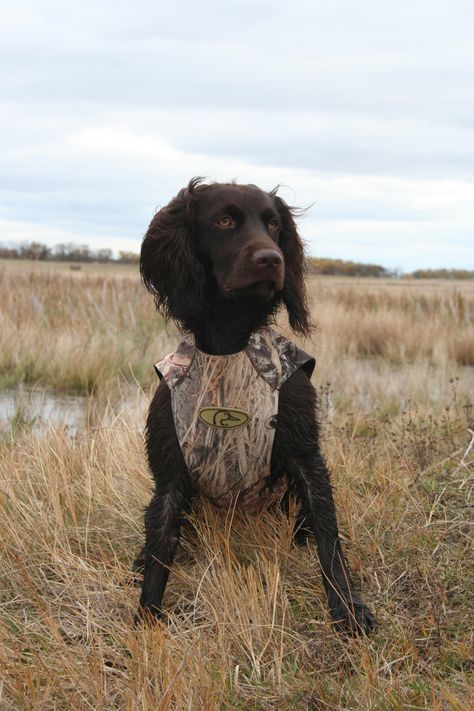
[135,178,376,635]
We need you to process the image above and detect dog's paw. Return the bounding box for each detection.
[292,525,313,547]
[133,605,164,627]
[328,591,377,636]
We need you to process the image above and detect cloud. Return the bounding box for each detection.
[0,0,473,269]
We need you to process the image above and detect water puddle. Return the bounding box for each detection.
[0,387,86,435]
[0,386,148,436]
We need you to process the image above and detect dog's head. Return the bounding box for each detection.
[140,178,312,335]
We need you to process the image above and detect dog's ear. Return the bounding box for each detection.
[140,178,207,327]
[273,194,313,337]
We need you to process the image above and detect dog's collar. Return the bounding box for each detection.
[154,327,315,391]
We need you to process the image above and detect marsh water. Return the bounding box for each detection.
[0,386,148,436]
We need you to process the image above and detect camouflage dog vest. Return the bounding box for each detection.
[155,327,315,512]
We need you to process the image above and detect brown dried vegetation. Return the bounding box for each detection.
[1,262,473,709]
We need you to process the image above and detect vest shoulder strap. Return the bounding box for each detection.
[154,328,315,390]
[154,337,195,388]
[245,327,315,390]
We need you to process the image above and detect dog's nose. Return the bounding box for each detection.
[252,249,283,269]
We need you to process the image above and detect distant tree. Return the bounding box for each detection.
[74,244,93,262]
[18,241,51,260]
[118,250,140,264]
[0,240,142,264]
[95,248,113,262]
[53,243,69,261]
[0,245,20,258]
[306,257,390,278]
[53,243,92,262]
[407,268,474,280]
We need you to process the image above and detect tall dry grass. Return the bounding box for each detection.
[1,400,472,708]
[1,262,473,412]
[0,265,178,393]
[1,261,473,708]
[302,278,474,418]
[306,278,474,367]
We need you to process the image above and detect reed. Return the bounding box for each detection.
[0,264,176,393]
[1,261,473,708]
[1,399,472,708]
[1,262,473,406]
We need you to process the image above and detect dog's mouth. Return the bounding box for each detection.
[222,279,281,299]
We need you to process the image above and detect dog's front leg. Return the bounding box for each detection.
[136,485,185,621]
[274,368,376,635]
[135,380,192,623]
[290,453,376,634]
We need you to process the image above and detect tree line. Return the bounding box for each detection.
[0,241,139,264]
[307,257,393,277]
[307,258,473,279]
[406,268,474,280]
[0,241,472,278]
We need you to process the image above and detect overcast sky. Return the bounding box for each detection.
[1,0,473,270]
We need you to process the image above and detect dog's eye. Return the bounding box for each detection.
[268,218,279,231]
[215,215,235,229]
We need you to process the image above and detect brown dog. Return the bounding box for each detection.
[134,179,376,634]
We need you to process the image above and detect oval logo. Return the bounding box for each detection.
[198,407,250,429]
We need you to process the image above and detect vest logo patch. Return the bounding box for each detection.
[199,407,250,429]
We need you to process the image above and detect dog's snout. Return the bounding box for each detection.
[252,249,283,269]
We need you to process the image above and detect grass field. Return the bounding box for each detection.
[1,260,473,709]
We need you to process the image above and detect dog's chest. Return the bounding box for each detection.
[155,328,314,512]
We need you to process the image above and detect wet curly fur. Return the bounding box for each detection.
[135,178,376,635]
